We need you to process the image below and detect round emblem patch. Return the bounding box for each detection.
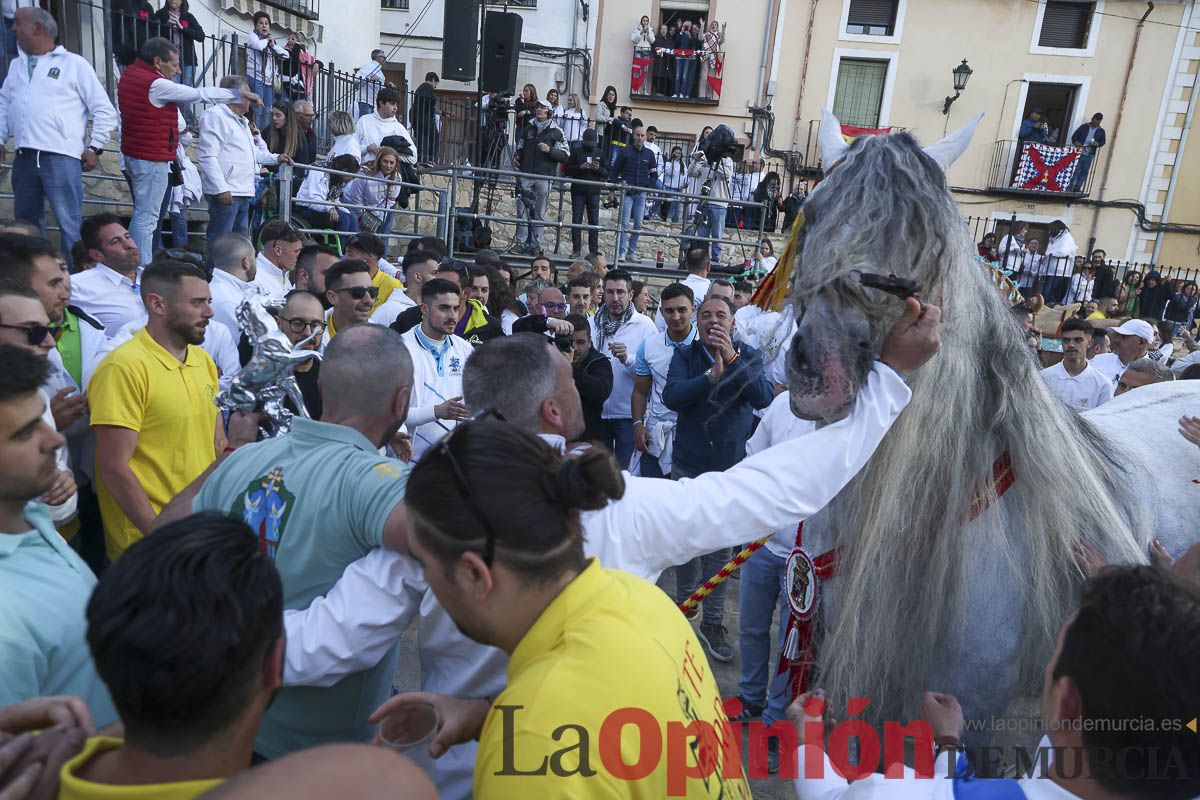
[785,547,819,621]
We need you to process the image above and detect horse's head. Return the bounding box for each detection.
[785,111,981,422]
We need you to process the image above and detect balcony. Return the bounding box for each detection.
[630,48,722,105]
[984,140,1096,199]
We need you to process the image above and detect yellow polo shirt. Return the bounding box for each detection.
[475,559,750,799]
[371,268,404,310]
[59,737,223,799]
[1086,311,1106,320]
[88,328,219,561]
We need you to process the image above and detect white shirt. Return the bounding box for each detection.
[70,264,145,336]
[197,104,279,197]
[1040,361,1114,412]
[209,269,275,339]
[328,133,359,161]
[147,79,239,110]
[592,309,657,419]
[1089,352,1132,386]
[355,112,417,166]
[400,326,475,459]
[1064,273,1094,305]
[251,253,291,301]
[0,46,116,159]
[244,31,287,84]
[747,391,816,557]
[368,289,414,328]
[654,273,710,332]
[736,304,796,387]
[634,326,695,430]
[39,386,77,526]
[278,362,911,800]
[354,61,384,106]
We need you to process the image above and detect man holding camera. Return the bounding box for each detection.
[512,100,568,256]
[1018,107,1054,146]
[686,134,734,264]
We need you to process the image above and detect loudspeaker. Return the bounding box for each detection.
[441,0,480,82]
[480,11,522,93]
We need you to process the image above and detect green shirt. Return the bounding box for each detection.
[55,309,84,389]
[192,418,409,758]
[0,502,117,727]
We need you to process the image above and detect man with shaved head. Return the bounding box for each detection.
[181,323,416,760]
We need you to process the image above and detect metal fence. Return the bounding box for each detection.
[985,140,1098,198]
[630,47,723,104]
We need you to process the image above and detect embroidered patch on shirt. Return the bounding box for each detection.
[48,67,60,79]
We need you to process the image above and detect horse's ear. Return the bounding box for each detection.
[818,109,850,168]
[922,112,984,170]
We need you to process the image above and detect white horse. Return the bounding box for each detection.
[780,112,1200,738]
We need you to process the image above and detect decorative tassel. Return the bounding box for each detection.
[782,622,800,662]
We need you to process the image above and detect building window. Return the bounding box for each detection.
[381,0,409,8]
[832,58,888,127]
[845,0,897,36]
[1038,1,1094,49]
[487,0,535,6]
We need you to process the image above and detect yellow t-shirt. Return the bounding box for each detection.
[1086,310,1106,320]
[371,268,404,310]
[88,328,219,561]
[475,559,750,799]
[58,737,223,799]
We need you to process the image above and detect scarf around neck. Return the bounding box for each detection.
[594,301,634,349]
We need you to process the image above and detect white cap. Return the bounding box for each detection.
[1110,319,1155,343]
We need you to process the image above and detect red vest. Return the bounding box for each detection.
[117,59,177,162]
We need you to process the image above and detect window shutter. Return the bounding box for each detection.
[846,0,897,34]
[1039,1,1093,49]
[832,59,888,128]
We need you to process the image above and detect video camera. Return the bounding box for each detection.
[702,124,739,166]
[489,92,515,121]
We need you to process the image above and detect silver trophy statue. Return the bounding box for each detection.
[216,295,321,438]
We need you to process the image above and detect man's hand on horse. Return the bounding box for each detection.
[879,297,941,377]
[786,689,826,747]
[921,691,964,740]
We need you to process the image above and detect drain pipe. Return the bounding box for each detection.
[790,0,820,151]
[1088,1,1153,247]
[1153,1,1198,262]
[754,0,776,109]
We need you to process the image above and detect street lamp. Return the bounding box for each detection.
[943,59,973,115]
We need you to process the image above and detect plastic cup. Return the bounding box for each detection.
[378,702,438,777]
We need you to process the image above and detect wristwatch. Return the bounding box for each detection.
[87,146,104,157]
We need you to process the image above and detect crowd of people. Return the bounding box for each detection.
[0,189,1198,798]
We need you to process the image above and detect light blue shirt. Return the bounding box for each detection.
[414,325,452,377]
[193,418,410,759]
[0,502,117,727]
[634,326,697,427]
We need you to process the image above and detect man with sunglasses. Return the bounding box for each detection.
[323,260,377,342]
[275,289,325,419]
[401,277,473,459]
[0,286,77,527]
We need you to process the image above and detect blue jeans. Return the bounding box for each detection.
[602,417,635,469]
[173,66,196,124]
[1068,150,1094,192]
[12,149,83,263]
[667,199,682,222]
[514,177,549,248]
[696,203,728,262]
[674,57,696,97]
[673,544,734,626]
[247,77,273,130]
[126,157,170,266]
[738,548,792,725]
[205,194,252,244]
[171,205,189,249]
[637,452,665,478]
[618,190,647,256]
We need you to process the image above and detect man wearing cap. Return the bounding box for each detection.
[1069,113,1105,192]
[355,48,386,118]
[1090,318,1152,386]
[511,101,568,256]
[1018,108,1053,146]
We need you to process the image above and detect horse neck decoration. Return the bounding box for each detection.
[216,296,321,438]
[786,111,1159,736]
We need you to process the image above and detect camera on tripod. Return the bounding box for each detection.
[489,92,515,124]
[702,124,739,166]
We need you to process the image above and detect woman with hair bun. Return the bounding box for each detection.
[371,419,749,798]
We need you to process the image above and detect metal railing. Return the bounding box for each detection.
[630,47,723,103]
[985,140,1098,197]
[278,160,449,246]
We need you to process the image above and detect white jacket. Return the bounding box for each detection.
[245,31,287,83]
[0,46,116,158]
[277,363,912,800]
[355,112,417,165]
[198,104,279,197]
[400,326,475,459]
[591,309,657,419]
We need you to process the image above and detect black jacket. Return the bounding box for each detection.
[410,82,437,129]
[111,0,155,66]
[1071,123,1106,149]
[564,140,609,194]
[150,7,204,67]
[573,345,613,445]
[514,121,569,177]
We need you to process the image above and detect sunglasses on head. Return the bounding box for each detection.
[427,408,507,566]
[334,285,380,300]
[0,323,58,345]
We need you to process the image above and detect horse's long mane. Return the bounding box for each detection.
[791,132,1148,725]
